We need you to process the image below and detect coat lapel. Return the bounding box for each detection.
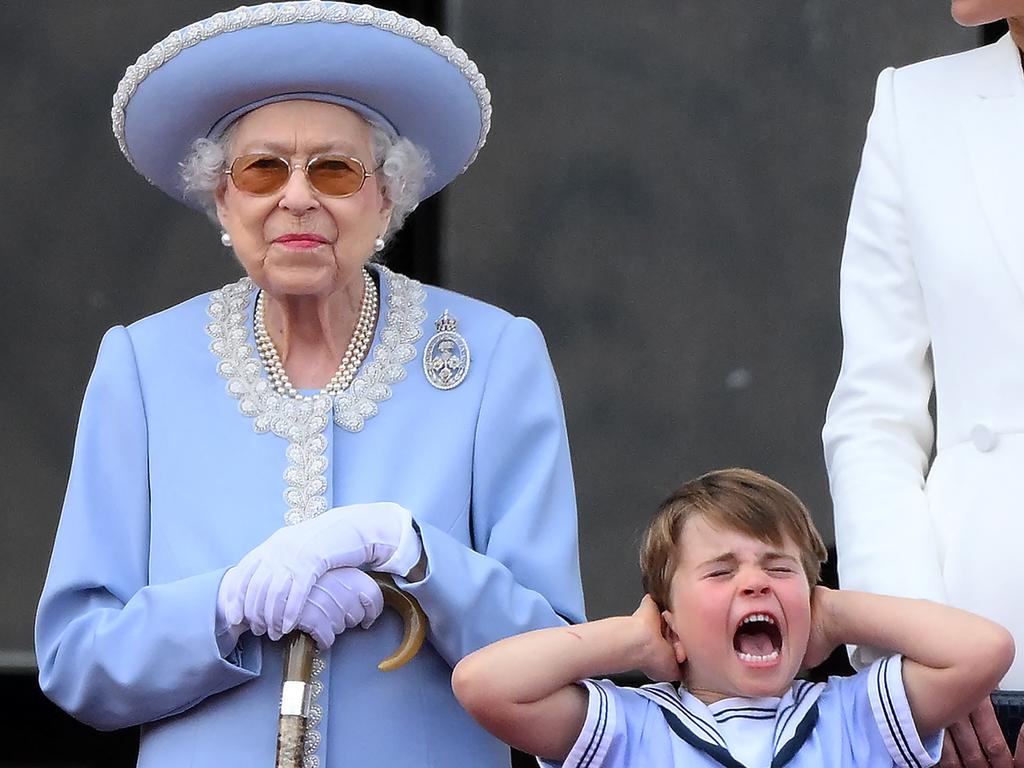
[961,34,1024,300]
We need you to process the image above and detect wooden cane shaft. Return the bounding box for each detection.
[275,633,317,768]
[276,714,307,768]
[273,575,428,766]
[282,632,316,683]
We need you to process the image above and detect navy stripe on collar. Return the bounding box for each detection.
[714,705,778,717]
[636,680,825,768]
[638,685,729,749]
[716,710,777,723]
[771,701,820,768]
[656,707,749,768]
[634,679,827,768]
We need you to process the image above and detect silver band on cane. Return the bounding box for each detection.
[280,680,312,718]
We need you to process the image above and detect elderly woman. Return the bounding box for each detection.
[34,4,584,767]
[823,2,1024,766]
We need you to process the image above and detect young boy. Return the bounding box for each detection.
[452,468,1014,768]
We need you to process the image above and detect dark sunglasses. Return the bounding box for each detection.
[225,153,379,197]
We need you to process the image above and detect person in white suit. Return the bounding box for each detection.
[823,2,1024,766]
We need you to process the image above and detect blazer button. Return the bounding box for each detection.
[970,424,998,452]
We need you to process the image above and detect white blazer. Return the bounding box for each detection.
[823,33,1024,686]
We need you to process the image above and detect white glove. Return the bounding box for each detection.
[220,502,421,640]
[294,568,385,649]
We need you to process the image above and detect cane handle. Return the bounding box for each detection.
[275,573,428,767]
[371,572,428,672]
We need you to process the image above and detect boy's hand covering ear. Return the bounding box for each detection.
[634,595,683,682]
[801,586,839,671]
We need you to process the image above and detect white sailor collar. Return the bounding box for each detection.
[634,679,825,768]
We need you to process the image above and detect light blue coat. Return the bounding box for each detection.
[36,265,586,767]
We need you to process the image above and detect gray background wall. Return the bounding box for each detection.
[442,4,974,621]
[1,2,975,664]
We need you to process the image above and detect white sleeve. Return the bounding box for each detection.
[822,67,945,669]
[865,656,943,768]
[827,656,942,768]
[537,680,641,768]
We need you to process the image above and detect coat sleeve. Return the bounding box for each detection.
[34,325,261,731]
[400,316,586,665]
[821,68,946,669]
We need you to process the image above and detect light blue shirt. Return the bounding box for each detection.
[35,265,585,767]
[544,656,943,768]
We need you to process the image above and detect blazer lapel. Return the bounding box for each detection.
[961,34,1024,300]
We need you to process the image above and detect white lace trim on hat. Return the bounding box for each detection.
[112,2,491,168]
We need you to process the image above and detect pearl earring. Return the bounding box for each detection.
[220,231,232,247]
[373,236,385,253]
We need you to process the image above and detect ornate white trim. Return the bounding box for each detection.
[303,654,325,768]
[333,266,427,431]
[206,264,427,445]
[205,264,426,764]
[111,2,491,169]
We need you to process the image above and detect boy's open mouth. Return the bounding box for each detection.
[732,612,783,663]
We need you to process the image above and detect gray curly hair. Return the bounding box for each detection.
[180,117,431,244]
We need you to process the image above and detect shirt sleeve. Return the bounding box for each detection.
[400,316,586,664]
[34,326,261,731]
[821,67,946,669]
[537,680,652,768]
[830,656,942,768]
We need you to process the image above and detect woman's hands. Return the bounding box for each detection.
[218,502,421,640]
[294,567,385,650]
[216,566,385,649]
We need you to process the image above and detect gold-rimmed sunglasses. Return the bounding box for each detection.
[225,154,379,197]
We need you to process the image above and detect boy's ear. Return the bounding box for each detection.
[661,610,687,664]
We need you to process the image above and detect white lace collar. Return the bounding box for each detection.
[205,263,427,437]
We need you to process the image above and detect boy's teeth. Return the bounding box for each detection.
[741,613,775,625]
[737,650,780,663]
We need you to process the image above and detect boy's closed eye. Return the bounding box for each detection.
[703,568,734,579]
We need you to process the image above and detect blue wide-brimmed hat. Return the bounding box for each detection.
[112,2,491,209]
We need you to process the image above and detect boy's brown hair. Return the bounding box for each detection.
[640,468,827,609]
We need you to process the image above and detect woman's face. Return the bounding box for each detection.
[951,0,1024,25]
[215,100,392,298]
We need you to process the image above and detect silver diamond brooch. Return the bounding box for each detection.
[423,310,470,390]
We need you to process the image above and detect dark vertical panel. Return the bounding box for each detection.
[373,0,446,285]
[983,19,1011,45]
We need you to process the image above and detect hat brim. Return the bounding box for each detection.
[114,4,490,208]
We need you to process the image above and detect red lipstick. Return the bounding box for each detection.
[274,233,329,249]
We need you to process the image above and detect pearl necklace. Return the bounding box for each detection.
[254,268,378,399]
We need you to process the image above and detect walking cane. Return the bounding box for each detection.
[275,573,427,767]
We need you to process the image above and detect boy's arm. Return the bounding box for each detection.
[451,596,680,761]
[808,587,1014,735]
